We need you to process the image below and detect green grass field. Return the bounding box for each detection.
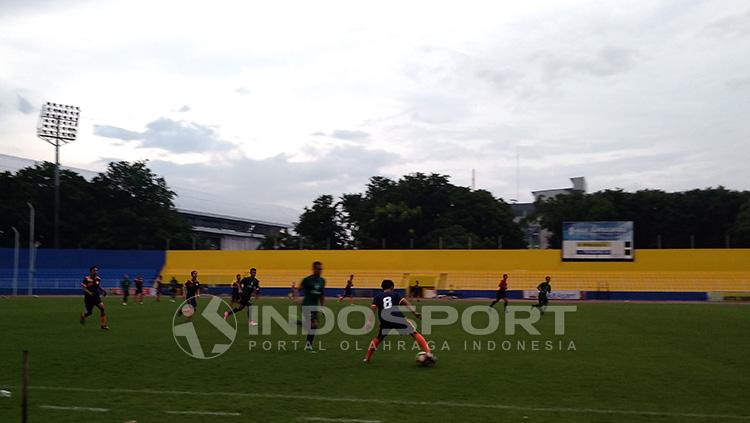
[0,296,749,423]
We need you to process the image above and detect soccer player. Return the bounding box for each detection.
[531,276,552,314]
[79,266,109,330]
[299,261,325,352]
[288,282,296,302]
[230,274,242,307]
[120,274,131,306]
[363,279,434,365]
[153,274,162,302]
[224,268,260,325]
[489,274,509,312]
[338,274,354,305]
[169,276,178,302]
[181,270,201,320]
[134,274,145,305]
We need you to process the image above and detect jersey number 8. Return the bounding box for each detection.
[383,297,392,309]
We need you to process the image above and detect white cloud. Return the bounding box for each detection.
[0,0,748,215]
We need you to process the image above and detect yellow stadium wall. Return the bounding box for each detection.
[162,249,750,292]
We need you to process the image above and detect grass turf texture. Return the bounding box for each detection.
[0,297,748,423]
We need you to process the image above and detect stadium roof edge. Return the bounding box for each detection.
[176,208,292,229]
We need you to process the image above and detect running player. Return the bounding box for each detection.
[79,266,109,330]
[299,261,325,352]
[531,276,552,314]
[230,274,242,307]
[489,274,509,312]
[120,274,131,306]
[338,274,354,305]
[224,268,260,325]
[153,274,162,302]
[134,274,145,305]
[180,270,201,320]
[363,279,434,365]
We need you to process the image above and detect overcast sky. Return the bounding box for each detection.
[1,0,749,221]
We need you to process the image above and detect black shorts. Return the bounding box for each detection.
[135,287,143,294]
[84,296,101,313]
[239,296,252,307]
[343,289,352,297]
[538,295,548,305]
[187,297,198,308]
[378,318,415,337]
[496,289,507,299]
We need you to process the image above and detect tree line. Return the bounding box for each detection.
[268,175,750,250]
[0,161,193,249]
[265,173,527,250]
[2,162,748,250]
[533,188,750,248]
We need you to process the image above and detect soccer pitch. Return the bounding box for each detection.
[0,297,748,423]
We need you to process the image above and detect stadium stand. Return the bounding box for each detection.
[161,249,750,297]
[0,248,165,294]
[2,248,749,299]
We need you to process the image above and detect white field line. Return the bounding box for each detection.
[28,385,750,420]
[40,404,109,412]
[302,417,381,423]
[164,410,241,416]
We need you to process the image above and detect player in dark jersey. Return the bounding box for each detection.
[299,261,325,352]
[338,274,354,305]
[489,274,509,312]
[224,268,260,325]
[363,279,434,365]
[230,274,242,306]
[180,270,201,320]
[79,266,109,330]
[120,274,131,306]
[169,276,178,302]
[134,274,145,305]
[531,276,552,314]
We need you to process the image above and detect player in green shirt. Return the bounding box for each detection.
[299,261,325,352]
[120,274,131,306]
[532,276,552,314]
[223,268,261,326]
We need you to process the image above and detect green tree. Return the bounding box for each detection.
[293,195,347,249]
[259,228,300,250]
[337,173,525,249]
[90,161,192,249]
[533,187,750,248]
[0,161,193,249]
[732,199,750,247]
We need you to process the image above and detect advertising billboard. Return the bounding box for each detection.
[562,221,634,261]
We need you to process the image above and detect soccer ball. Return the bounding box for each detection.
[416,351,436,366]
[181,304,195,317]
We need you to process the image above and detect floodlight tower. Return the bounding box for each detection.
[37,102,80,249]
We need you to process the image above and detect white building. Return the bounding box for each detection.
[511,177,587,249]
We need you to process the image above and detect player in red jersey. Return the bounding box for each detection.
[490,274,509,313]
[338,274,354,305]
[79,265,109,330]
